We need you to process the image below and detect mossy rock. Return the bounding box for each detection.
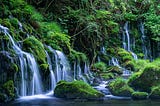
[128,65,160,92]
[132,92,148,100]
[54,80,104,100]
[23,36,46,64]
[107,66,123,75]
[108,78,134,97]
[149,86,160,99]
[123,61,135,71]
[100,73,115,80]
[92,62,107,73]
[2,80,15,99]
[44,31,71,54]
[68,49,87,63]
[0,93,7,102]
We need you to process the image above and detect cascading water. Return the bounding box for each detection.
[74,62,87,83]
[0,25,43,96]
[109,57,131,77]
[84,62,94,80]
[47,46,71,83]
[140,22,152,60]
[45,50,56,91]
[123,22,138,60]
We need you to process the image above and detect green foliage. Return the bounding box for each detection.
[100,73,115,80]
[44,31,71,54]
[109,78,134,97]
[54,80,104,99]
[123,61,135,71]
[149,86,160,99]
[124,12,137,21]
[23,36,46,64]
[39,22,62,34]
[39,64,49,72]
[128,65,160,92]
[107,66,123,75]
[92,62,107,73]
[2,80,15,98]
[68,49,87,63]
[132,92,148,100]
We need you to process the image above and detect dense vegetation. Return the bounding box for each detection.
[0,0,160,102]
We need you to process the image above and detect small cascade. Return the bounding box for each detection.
[123,22,138,60]
[45,51,56,91]
[74,62,87,83]
[18,21,23,31]
[109,57,132,77]
[110,57,120,67]
[140,22,152,60]
[47,46,71,83]
[0,25,43,96]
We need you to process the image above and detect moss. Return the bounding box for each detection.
[39,22,62,33]
[0,93,7,102]
[44,31,71,54]
[92,62,107,73]
[107,66,123,75]
[23,36,46,64]
[100,73,115,80]
[54,80,104,99]
[9,18,19,29]
[128,65,160,92]
[109,78,134,97]
[122,55,133,62]
[68,49,87,63]
[132,92,148,100]
[11,63,19,72]
[2,80,15,98]
[123,61,135,71]
[40,64,49,72]
[149,86,160,99]
[124,12,137,21]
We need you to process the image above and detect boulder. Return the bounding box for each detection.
[54,80,104,100]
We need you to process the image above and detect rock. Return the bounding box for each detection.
[108,78,134,97]
[128,65,160,92]
[149,86,160,99]
[132,92,148,100]
[54,80,105,100]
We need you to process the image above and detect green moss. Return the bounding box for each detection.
[11,63,19,72]
[132,92,148,100]
[2,80,15,98]
[9,18,19,29]
[124,12,137,21]
[44,31,71,54]
[68,49,87,63]
[40,64,49,72]
[107,66,123,75]
[92,62,107,73]
[109,78,134,97]
[128,65,160,92]
[123,61,135,71]
[100,73,115,80]
[54,80,104,99]
[23,36,46,64]
[39,22,62,33]
[0,93,7,102]
[149,86,160,99]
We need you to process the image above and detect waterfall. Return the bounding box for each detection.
[109,57,132,77]
[74,62,87,83]
[45,51,56,91]
[47,46,71,83]
[123,22,138,60]
[0,25,43,96]
[140,22,152,60]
